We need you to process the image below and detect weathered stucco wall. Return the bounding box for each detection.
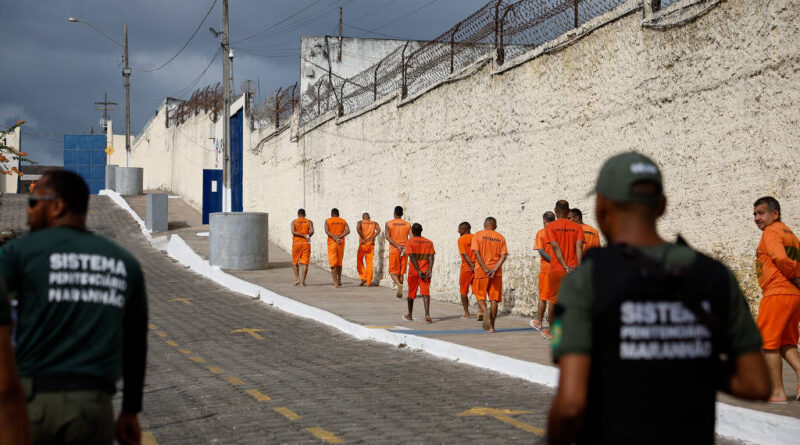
[131,0,800,316]
[130,103,220,211]
[245,0,800,315]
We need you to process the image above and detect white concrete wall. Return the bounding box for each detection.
[105,120,133,167]
[0,127,20,194]
[129,103,220,210]
[132,0,800,315]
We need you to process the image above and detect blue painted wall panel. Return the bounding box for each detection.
[202,169,223,224]
[230,110,243,212]
[63,135,107,194]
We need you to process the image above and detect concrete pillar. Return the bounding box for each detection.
[115,167,143,196]
[105,165,117,191]
[146,193,168,232]
[209,212,269,270]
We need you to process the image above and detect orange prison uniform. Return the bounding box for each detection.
[545,219,585,304]
[291,218,311,265]
[326,217,347,268]
[406,236,435,299]
[387,218,411,275]
[357,220,379,286]
[581,223,601,252]
[458,233,476,295]
[755,221,800,349]
[534,228,553,301]
[471,229,508,302]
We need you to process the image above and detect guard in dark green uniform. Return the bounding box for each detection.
[0,171,147,445]
[547,152,769,445]
[0,275,31,444]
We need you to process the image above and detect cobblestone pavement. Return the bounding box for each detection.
[0,195,743,444]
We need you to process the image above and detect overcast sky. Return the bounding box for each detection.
[1,0,489,165]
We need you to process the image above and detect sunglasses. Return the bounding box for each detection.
[28,195,56,208]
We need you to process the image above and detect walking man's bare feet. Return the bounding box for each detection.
[293,281,300,286]
[403,314,412,321]
[359,280,366,286]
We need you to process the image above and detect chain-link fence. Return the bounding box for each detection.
[297,0,634,126]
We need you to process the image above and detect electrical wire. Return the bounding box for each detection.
[366,0,439,33]
[172,48,222,99]
[140,0,218,72]
[233,0,358,43]
[342,23,405,40]
[22,132,63,144]
[233,0,324,43]
[351,0,397,23]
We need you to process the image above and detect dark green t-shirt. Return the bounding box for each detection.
[552,243,762,361]
[0,227,147,384]
[0,275,10,325]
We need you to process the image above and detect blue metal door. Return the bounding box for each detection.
[230,109,243,212]
[63,135,106,194]
[202,169,223,224]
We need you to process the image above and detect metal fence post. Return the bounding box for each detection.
[401,41,410,99]
[373,59,383,101]
[574,0,579,28]
[652,0,661,12]
[450,24,461,74]
[274,87,282,129]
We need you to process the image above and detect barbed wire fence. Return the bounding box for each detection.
[174,0,680,133]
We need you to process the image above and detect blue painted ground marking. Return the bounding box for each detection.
[388,327,535,336]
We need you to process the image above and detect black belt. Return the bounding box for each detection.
[32,375,116,395]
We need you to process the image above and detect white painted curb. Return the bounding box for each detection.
[102,190,799,445]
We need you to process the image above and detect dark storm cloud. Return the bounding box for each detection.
[1,0,488,166]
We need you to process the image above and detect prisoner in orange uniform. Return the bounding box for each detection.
[531,211,555,332]
[385,206,411,298]
[404,223,436,323]
[753,196,800,403]
[324,208,350,288]
[569,207,602,252]
[356,212,381,286]
[290,208,314,286]
[472,216,508,333]
[457,222,477,320]
[544,200,584,340]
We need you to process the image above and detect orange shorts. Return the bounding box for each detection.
[407,274,431,299]
[757,294,800,350]
[389,249,408,275]
[292,243,310,265]
[459,269,474,295]
[538,270,550,301]
[473,276,502,302]
[548,270,567,304]
[327,242,344,268]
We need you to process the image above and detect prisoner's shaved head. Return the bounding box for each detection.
[484,216,497,230]
[554,200,570,218]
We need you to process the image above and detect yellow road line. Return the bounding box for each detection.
[245,389,271,402]
[148,323,158,330]
[189,356,206,363]
[165,340,178,347]
[178,349,192,355]
[142,431,158,445]
[156,331,167,338]
[306,427,343,443]
[274,407,301,421]
[207,366,224,374]
[224,376,245,386]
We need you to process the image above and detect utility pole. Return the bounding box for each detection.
[221,0,232,212]
[338,7,343,62]
[95,92,118,130]
[123,24,131,167]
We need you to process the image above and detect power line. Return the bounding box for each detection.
[22,132,63,144]
[140,0,218,72]
[172,48,222,99]
[233,0,358,43]
[343,23,405,40]
[351,0,397,23]
[233,0,324,43]
[366,0,438,33]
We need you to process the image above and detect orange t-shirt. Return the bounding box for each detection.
[756,221,800,297]
[292,218,311,245]
[387,219,411,253]
[581,223,601,251]
[458,234,476,273]
[471,229,508,279]
[545,219,585,272]
[406,236,436,277]
[534,228,553,273]
[325,217,347,246]
[360,220,379,246]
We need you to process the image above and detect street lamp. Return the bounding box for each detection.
[68,17,131,168]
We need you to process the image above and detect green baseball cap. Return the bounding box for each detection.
[594,152,664,204]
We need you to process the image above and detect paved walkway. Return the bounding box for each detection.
[125,192,800,420]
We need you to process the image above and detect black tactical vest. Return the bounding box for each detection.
[579,244,730,445]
